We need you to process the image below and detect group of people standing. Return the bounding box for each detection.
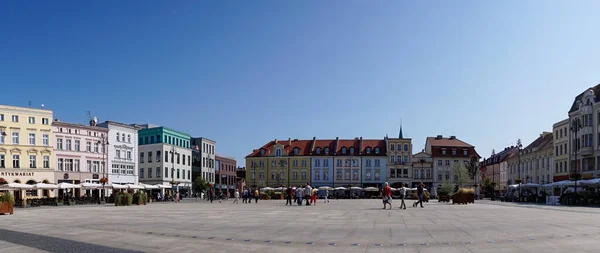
[242,187,259,203]
[381,182,425,210]
[285,183,325,206]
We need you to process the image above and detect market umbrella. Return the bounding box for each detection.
[363,187,379,192]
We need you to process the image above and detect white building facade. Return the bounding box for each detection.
[97,121,138,185]
[191,137,216,184]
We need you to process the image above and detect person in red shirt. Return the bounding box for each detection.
[382,182,392,209]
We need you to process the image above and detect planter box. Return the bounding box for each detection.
[57,202,64,206]
[452,195,468,205]
[438,195,451,202]
[0,202,14,215]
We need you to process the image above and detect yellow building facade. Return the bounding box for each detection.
[0,104,55,198]
[246,139,312,187]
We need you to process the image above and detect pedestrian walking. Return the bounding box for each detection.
[175,192,180,203]
[413,182,425,208]
[295,186,303,206]
[209,187,215,203]
[304,183,312,206]
[233,190,240,204]
[311,187,318,206]
[254,188,259,203]
[382,182,392,209]
[324,189,329,203]
[399,183,407,210]
[242,188,248,203]
[285,186,293,206]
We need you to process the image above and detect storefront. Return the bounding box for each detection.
[54,172,103,197]
[0,170,57,200]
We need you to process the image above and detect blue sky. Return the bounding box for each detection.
[1,1,599,164]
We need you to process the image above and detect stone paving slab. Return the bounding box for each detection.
[1,199,600,252]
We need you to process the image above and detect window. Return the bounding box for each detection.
[404,144,408,151]
[0,155,4,168]
[314,170,320,180]
[438,173,442,181]
[0,114,3,121]
[117,133,120,142]
[28,116,35,124]
[165,167,169,178]
[349,147,355,154]
[341,147,347,154]
[177,169,181,179]
[94,143,99,152]
[42,155,49,168]
[29,155,36,168]
[157,151,161,162]
[366,159,372,167]
[148,151,152,163]
[463,150,467,156]
[390,169,396,178]
[129,151,133,159]
[86,142,91,152]
[366,147,372,154]
[352,169,359,180]
[404,156,408,163]
[375,160,380,167]
[324,147,330,154]
[452,150,456,155]
[127,134,131,143]
[73,159,79,171]
[301,171,307,180]
[426,169,431,179]
[12,132,19,144]
[177,154,180,164]
[275,148,282,157]
[156,167,161,178]
[390,144,395,151]
[65,159,72,171]
[58,158,64,171]
[315,159,320,167]
[438,160,442,166]
[271,171,276,180]
[271,160,276,167]
[147,168,152,178]
[28,133,36,145]
[391,156,395,163]
[374,170,380,180]
[397,156,401,163]
[11,115,18,122]
[293,160,298,167]
[375,147,380,154]
[171,168,175,178]
[345,170,350,180]
[323,170,329,180]
[336,159,342,167]
[315,147,321,154]
[336,170,342,180]
[301,160,306,167]
[442,149,446,155]
[366,170,372,180]
[259,171,264,180]
[140,168,144,178]
[140,152,144,163]
[145,137,149,144]
[188,170,190,180]
[165,152,169,162]
[324,159,329,167]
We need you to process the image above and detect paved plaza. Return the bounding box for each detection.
[1,199,600,253]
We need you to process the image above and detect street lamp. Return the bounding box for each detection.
[251,162,257,188]
[171,145,178,194]
[97,135,109,203]
[571,117,582,194]
[516,139,523,199]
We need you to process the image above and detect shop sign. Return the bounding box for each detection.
[93,174,99,179]
[63,173,69,180]
[0,172,35,177]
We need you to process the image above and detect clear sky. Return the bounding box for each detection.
[2,1,599,164]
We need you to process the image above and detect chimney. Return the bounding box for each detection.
[450,136,456,140]
[274,139,278,143]
[288,138,292,146]
[436,135,443,139]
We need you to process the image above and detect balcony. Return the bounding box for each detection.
[579,146,593,157]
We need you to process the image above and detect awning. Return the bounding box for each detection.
[109,184,128,189]
[0,183,35,190]
[58,183,82,189]
[156,184,171,189]
[80,182,103,189]
[127,184,144,189]
[35,183,58,189]
[363,187,379,192]
[140,183,159,189]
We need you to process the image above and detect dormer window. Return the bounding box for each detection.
[452,150,457,155]
[463,150,468,156]
[349,147,355,154]
[442,149,447,155]
[315,147,321,154]
[366,147,372,154]
[260,149,266,155]
[341,147,347,154]
[324,147,330,154]
[374,147,380,154]
[275,148,282,157]
[293,147,300,155]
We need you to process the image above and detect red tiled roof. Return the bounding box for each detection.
[246,139,313,157]
[361,139,387,156]
[336,139,361,155]
[312,139,336,156]
[427,137,473,148]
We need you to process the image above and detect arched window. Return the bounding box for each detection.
[275,148,282,157]
[341,147,347,154]
[349,147,355,154]
[127,135,131,143]
[116,133,120,142]
[315,147,321,154]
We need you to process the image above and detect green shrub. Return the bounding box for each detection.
[133,192,147,205]
[114,194,122,206]
[0,193,15,205]
[115,192,133,206]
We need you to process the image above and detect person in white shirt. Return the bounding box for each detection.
[399,183,407,210]
[304,183,312,206]
[233,190,240,204]
[295,186,304,206]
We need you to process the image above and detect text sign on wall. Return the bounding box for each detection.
[0,172,35,177]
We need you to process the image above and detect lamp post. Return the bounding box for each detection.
[171,145,177,194]
[279,160,286,187]
[251,162,257,188]
[516,139,523,199]
[571,117,582,194]
[97,135,109,203]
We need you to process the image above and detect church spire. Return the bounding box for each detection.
[398,119,403,139]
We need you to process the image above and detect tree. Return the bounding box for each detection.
[438,179,454,196]
[452,161,470,188]
[465,156,479,183]
[193,176,209,194]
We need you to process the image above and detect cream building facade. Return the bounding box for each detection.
[384,127,413,188]
[517,132,554,184]
[553,118,570,182]
[0,104,55,198]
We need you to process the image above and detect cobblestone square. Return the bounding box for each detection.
[2,200,600,253]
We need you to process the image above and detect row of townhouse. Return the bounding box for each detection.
[245,126,481,192]
[0,104,237,197]
[483,83,600,190]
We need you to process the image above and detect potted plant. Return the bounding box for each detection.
[0,193,15,215]
[438,181,453,202]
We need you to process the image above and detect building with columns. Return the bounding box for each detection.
[411,151,433,188]
[52,119,108,197]
[567,85,600,180]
